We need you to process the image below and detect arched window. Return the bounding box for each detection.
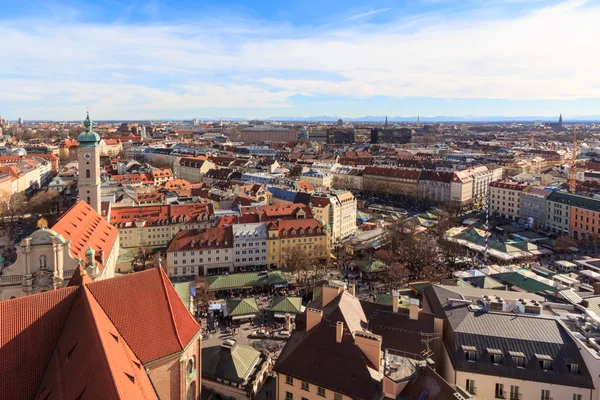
[86,169,90,179]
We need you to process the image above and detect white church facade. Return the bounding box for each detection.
[0,113,120,300]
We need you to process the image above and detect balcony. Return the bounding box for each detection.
[509,394,522,400]
[467,387,477,395]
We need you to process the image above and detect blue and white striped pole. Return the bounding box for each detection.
[484,187,490,264]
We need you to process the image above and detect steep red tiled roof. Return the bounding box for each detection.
[87,268,200,364]
[52,201,119,270]
[268,218,326,237]
[258,203,313,220]
[163,179,191,191]
[0,268,199,399]
[110,203,213,227]
[0,287,80,399]
[168,226,233,252]
[67,265,93,287]
[311,197,331,208]
[296,181,314,192]
[363,166,420,180]
[36,287,157,400]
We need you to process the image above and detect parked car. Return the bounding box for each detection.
[275,330,291,339]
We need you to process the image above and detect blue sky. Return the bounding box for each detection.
[1,0,599,120]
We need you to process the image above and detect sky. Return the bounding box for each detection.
[1,0,600,120]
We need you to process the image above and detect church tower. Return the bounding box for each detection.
[559,113,563,127]
[77,112,101,213]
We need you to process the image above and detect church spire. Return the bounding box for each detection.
[384,115,388,128]
[559,113,563,126]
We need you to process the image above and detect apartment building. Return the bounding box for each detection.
[232,222,268,271]
[418,170,454,203]
[98,138,123,156]
[300,170,333,189]
[310,191,357,244]
[546,191,574,234]
[173,156,215,183]
[423,284,594,400]
[266,218,328,269]
[331,166,364,191]
[109,203,215,248]
[166,226,234,276]
[362,167,419,197]
[489,180,528,220]
[149,168,173,186]
[274,285,466,400]
[520,186,553,229]
[564,194,600,242]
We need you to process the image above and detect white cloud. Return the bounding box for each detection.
[0,0,599,119]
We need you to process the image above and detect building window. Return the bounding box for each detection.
[573,395,582,400]
[513,356,525,368]
[567,363,579,374]
[495,383,504,399]
[466,379,476,395]
[86,169,90,178]
[301,381,309,391]
[334,393,342,400]
[317,387,326,397]
[541,389,551,400]
[539,359,552,371]
[510,386,520,400]
[465,350,477,361]
[286,376,293,385]
[286,392,293,400]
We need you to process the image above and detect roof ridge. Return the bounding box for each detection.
[79,286,122,397]
[157,267,186,349]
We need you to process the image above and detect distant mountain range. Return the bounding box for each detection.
[22,115,600,123]
[263,115,600,123]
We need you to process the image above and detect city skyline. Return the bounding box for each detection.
[2,0,600,120]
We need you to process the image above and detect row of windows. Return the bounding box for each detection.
[173,256,229,264]
[235,242,267,247]
[285,377,340,399]
[466,379,582,400]
[235,249,266,255]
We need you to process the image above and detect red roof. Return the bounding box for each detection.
[163,179,191,191]
[168,226,233,252]
[363,166,420,180]
[0,268,199,399]
[36,287,157,399]
[0,287,79,400]
[110,203,214,227]
[52,201,119,270]
[87,268,200,363]
[257,203,313,220]
[267,218,326,237]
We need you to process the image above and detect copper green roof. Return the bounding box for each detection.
[206,271,288,291]
[202,343,261,384]
[491,272,555,294]
[270,297,302,313]
[76,112,101,147]
[226,298,259,316]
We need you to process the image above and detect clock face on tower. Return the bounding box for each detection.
[83,152,92,161]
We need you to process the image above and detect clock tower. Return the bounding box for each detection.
[77,112,101,213]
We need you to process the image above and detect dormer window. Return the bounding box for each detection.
[509,351,526,368]
[536,354,552,371]
[207,241,211,246]
[308,229,313,234]
[216,240,220,246]
[283,230,288,236]
[291,229,296,235]
[567,363,579,374]
[300,229,305,234]
[488,348,503,365]
[462,345,477,362]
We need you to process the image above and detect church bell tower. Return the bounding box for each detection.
[77,112,101,213]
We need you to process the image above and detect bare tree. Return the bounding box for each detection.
[555,235,578,252]
[194,277,216,315]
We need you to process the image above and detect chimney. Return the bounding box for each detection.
[348,283,355,297]
[409,298,419,320]
[322,284,342,307]
[594,282,600,295]
[336,321,344,343]
[392,292,400,313]
[306,308,323,332]
[354,331,382,371]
